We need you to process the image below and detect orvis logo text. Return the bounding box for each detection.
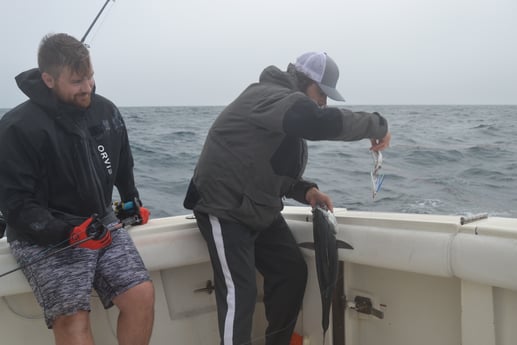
[97,145,113,175]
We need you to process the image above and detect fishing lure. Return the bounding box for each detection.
[370,150,385,200]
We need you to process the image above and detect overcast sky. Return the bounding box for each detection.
[1,0,516,108]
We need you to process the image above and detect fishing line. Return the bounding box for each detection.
[0,223,90,279]
[0,229,99,279]
[81,0,116,45]
[83,1,117,47]
[0,215,139,279]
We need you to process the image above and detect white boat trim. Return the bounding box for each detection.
[1,206,517,345]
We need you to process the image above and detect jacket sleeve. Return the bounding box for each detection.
[0,122,71,245]
[283,98,388,141]
[285,179,319,205]
[113,115,140,203]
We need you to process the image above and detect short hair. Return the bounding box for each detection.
[38,33,91,78]
[287,63,315,94]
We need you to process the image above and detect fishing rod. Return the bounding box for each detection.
[0,215,140,279]
[81,0,115,43]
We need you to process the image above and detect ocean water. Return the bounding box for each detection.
[120,105,517,219]
[1,105,516,219]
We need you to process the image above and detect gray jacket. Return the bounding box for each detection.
[184,65,388,230]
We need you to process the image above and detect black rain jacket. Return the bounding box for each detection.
[0,68,139,245]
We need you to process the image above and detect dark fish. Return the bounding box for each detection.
[299,206,353,341]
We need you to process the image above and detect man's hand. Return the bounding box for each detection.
[370,130,391,151]
[69,215,111,250]
[305,187,334,212]
[115,198,150,225]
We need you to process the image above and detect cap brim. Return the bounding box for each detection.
[320,84,345,102]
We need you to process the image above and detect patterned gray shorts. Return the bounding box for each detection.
[9,228,151,328]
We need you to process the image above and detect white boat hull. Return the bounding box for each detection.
[1,206,516,345]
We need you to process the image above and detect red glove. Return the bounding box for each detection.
[138,207,150,225]
[69,215,111,250]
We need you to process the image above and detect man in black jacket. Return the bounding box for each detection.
[184,51,391,345]
[0,33,154,345]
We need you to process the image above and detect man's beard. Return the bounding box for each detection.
[53,84,92,109]
[73,92,92,108]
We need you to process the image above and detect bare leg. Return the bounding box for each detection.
[53,310,94,345]
[113,281,155,345]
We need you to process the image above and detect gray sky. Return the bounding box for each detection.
[1,0,516,108]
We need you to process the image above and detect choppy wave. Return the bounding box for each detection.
[119,105,517,218]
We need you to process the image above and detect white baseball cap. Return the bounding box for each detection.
[294,52,345,101]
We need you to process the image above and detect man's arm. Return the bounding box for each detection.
[283,98,388,141]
